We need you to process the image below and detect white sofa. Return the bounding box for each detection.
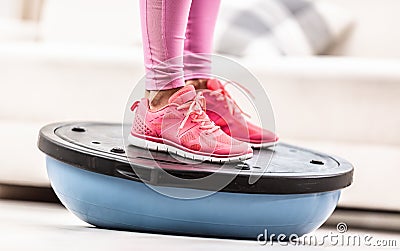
[0,0,400,211]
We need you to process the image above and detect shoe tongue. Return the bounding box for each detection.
[206,79,223,91]
[168,85,197,105]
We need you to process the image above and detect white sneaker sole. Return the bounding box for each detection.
[250,141,278,149]
[128,134,253,163]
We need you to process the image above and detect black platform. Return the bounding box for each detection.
[38,122,353,194]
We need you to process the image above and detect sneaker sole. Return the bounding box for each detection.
[250,141,278,149]
[128,134,253,163]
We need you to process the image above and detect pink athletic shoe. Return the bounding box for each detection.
[129,85,253,163]
[200,79,279,148]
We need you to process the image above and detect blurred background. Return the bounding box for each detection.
[0,0,399,249]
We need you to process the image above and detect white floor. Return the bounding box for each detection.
[1,200,399,251]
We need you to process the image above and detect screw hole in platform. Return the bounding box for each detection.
[111,147,125,154]
[91,141,101,145]
[310,160,324,165]
[71,127,86,132]
[235,163,250,170]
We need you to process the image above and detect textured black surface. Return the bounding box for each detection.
[38,122,354,194]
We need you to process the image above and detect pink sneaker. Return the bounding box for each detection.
[129,85,253,163]
[200,79,279,148]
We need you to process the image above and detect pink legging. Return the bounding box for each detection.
[140,0,221,90]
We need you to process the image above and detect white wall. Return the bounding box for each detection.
[0,0,23,19]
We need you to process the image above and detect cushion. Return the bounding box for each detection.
[214,0,354,57]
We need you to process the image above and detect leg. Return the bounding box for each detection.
[133,0,252,161]
[181,0,277,147]
[140,0,192,109]
[184,0,221,88]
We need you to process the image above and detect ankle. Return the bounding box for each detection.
[185,78,208,90]
[147,87,181,110]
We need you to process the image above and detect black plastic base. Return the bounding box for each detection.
[38,122,353,194]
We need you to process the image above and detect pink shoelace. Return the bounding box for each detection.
[177,92,220,136]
